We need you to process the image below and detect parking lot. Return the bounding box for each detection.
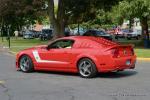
[0,49,150,100]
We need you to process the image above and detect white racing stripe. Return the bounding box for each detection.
[32,50,68,64]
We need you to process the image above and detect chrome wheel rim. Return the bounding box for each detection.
[79,61,92,77]
[20,57,30,72]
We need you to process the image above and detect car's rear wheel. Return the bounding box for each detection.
[19,55,34,72]
[78,58,97,78]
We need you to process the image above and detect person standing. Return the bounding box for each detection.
[14,30,19,39]
[115,26,120,40]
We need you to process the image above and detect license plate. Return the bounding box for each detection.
[126,60,131,65]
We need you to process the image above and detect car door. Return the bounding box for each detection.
[37,39,74,70]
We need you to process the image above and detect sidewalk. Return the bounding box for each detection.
[0,45,9,53]
[0,45,16,55]
[137,58,150,61]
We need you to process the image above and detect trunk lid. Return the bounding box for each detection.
[106,45,134,58]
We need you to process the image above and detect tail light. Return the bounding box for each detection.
[111,48,119,58]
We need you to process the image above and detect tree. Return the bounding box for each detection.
[48,0,96,38]
[48,0,65,38]
[48,0,122,38]
[111,0,150,40]
[0,0,45,36]
[130,0,150,40]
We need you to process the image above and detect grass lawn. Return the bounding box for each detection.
[135,49,150,58]
[0,37,48,53]
[118,39,150,58]
[0,37,150,58]
[117,39,143,47]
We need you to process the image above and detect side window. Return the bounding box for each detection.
[48,39,74,49]
[96,31,103,35]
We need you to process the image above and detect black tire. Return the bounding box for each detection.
[78,58,97,78]
[19,55,34,72]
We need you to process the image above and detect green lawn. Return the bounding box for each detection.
[118,39,150,58]
[135,49,150,58]
[0,37,150,58]
[117,39,143,47]
[0,37,48,53]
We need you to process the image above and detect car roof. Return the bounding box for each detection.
[60,36,93,40]
[60,36,118,47]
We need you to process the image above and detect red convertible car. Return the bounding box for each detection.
[16,36,136,78]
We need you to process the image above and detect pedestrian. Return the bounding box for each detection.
[14,30,19,39]
[115,26,119,40]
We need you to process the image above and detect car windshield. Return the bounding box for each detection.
[83,30,108,36]
[95,30,106,35]
[24,31,33,35]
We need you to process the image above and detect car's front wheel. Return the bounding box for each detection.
[78,58,97,78]
[19,55,34,72]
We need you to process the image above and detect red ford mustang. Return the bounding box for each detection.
[16,36,136,78]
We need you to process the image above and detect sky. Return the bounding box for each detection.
[54,0,58,5]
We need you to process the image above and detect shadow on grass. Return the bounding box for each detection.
[32,70,138,79]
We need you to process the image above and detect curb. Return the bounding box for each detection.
[137,58,150,61]
[0,81,5,84]
[8,51,17,56]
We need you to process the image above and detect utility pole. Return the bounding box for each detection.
[2,29,3,42]
[7,25,10,48]
[0,20,1,40]
[1,17,3,42]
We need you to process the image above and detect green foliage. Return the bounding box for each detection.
[0,0,46,36]
[64,0,122,25]
[130,0,150,18]
[111,0,150,25]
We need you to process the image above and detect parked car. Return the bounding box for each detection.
[39,29,53,40]
[126,29,142,40]
[83,29,113,40]
[31,30,41,38]
[114,30,126,39]
[72,27,86,36]
[16,36,136,78]
[106,29,115,35]
[64,27,71,36]
[23,30,35,39]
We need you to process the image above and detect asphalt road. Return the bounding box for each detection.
[0,48,150,100]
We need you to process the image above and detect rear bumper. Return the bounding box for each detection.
[113,56,136,70]
[98,55,136,72]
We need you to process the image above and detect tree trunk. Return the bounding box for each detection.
[140,17,149,40]
[129,18,134,29]
[48,0,65,39]
[0,17,4,41]
[53,21,65,38]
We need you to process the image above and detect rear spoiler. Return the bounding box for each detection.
[105,44,134,51]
